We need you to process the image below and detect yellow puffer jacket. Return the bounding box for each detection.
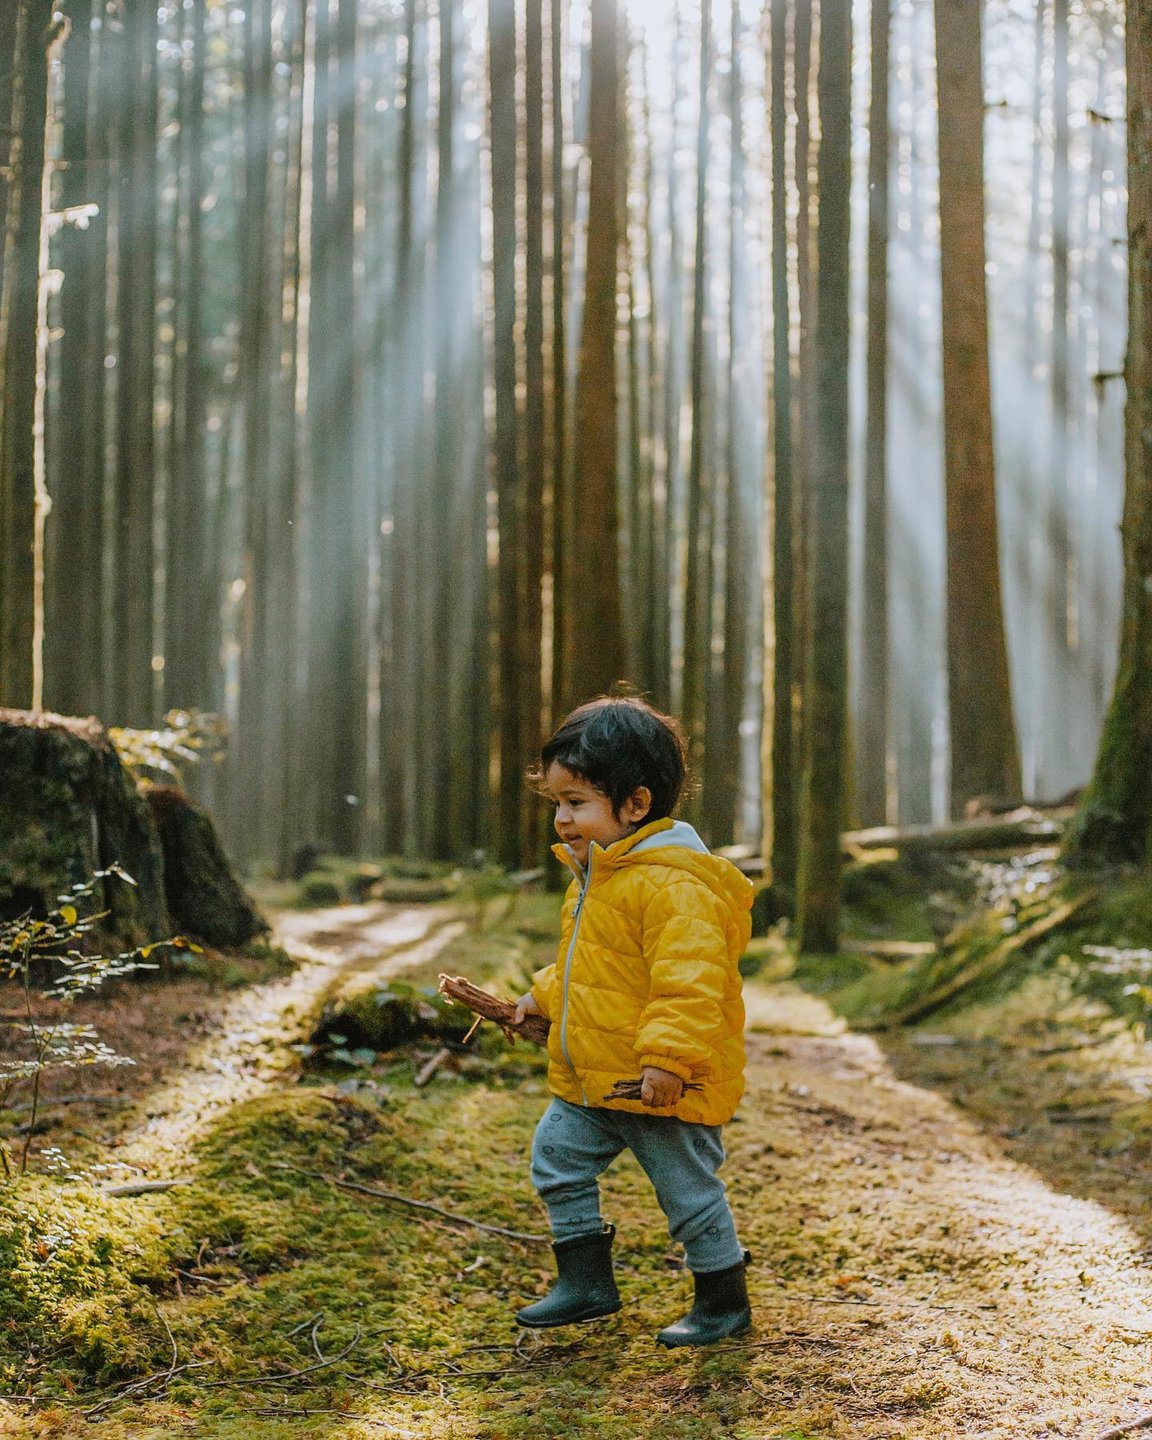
[530,817,754,1126]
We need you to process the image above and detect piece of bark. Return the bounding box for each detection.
[437,974,551,1046]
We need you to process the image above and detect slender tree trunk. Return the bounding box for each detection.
[935,0,1022,815]
[489,0,523,862]
[165,0,210,714]
[797,0,852,955]
[47,0,103,717]
[766,0,797,894]
[549,0,569,729]
[1064,0,1152,867]
[0,0,54,710]
[562,0,624,705]
[682,0,712,802]
[522,0,546,859]
[110,0,158,724]
[857,0,891,826]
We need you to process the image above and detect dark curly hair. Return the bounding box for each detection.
[530,696,688,822]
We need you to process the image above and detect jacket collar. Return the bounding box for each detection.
[552,816,681,881]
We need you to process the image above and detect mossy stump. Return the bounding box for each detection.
[144,785,268,948]
[0,708,169,946]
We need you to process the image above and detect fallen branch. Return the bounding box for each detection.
[270,1161,549,1244]
[103,1178,192,1197]
[1092,1414,1152,1440]
[194,1328,363,1390]
[875,893,1096,1030]
[437,975,550,1046]
[842,939,938,963]
[414,1046,452,1088]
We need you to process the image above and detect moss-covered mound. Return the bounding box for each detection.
[0,709,169,947]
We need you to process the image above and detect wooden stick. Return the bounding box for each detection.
[270,1161,549,1243]
[414,1047,451,1088]
[437,974,551,1046]
[103,1179,192,1197]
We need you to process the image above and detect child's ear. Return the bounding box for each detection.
[625,786,653,823]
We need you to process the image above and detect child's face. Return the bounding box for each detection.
[544,762,651,866]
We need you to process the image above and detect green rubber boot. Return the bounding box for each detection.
[655,1253,752,1348]
[516,1225,622,1328]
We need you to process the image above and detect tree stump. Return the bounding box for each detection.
[144,786,267,948]
[0,709,169,946]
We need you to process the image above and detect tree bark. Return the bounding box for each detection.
[934,0,1022,815]
[857,0,891,827]
[1064,0,1152,867]
[765,0,797,894]
[797,0,852,955]
[562,0,625,706]
[489,0,523,863]
[0,0,54,711]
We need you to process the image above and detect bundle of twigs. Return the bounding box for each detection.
[604,1078,703,1102]
[437,974,551,1046]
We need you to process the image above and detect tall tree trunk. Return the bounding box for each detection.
[713,0,750,844]
[857,0,892,826]
[111,0,158,724]
[522,0,546,860]
[935,0,1022,814]
[562,0,624,705]
[1044,0,1073,788]
[489,0,523,862]
[47,0,104,718]
[165,0,211,715]
[797,0,852,955]
[549,0,569,729]
[682,0,713,797]
[0,0,54,711]
[1064,0,1152,867]
[766,0,797,894]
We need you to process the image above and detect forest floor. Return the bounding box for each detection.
[5,875,1152,1439]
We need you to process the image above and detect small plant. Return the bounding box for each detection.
[108,708,227,786]
[0,868,193,1181]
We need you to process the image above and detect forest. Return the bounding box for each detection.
[2,0,1152,1434]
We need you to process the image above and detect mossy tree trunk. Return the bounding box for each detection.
[1064,0,1152,867]
[797,0,852,955]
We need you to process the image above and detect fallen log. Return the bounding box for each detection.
[842,807,1069,857]
[437,974,551,1046]
[842,939,938,963]
[874,892,1096,1030]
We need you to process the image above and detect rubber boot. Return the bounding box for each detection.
[516,1224,622,1328]
[655,1252,752,1348]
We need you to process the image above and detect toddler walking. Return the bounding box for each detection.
[513,696,754,1347]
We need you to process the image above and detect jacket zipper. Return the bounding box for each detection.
[559,845,594,1105]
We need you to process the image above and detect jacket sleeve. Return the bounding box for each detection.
[634,877,731,1081]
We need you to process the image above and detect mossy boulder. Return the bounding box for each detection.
[0,708,169,947]
[144,785,268,948]
[311,980,477,1053]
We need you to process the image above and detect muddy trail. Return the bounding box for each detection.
[4,898,1152,1440]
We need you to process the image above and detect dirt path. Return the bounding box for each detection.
[108,903,465,1175]
[730,981,1152,1436]
[8,906,1152,1439]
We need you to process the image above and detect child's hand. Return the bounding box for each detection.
[513,992,544,1027]
[640,1065,684,1108]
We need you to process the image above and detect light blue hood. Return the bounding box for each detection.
[626,819,711,856]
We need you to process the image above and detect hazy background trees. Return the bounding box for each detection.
[0,0,1136,923]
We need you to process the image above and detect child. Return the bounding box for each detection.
[512,696,754,1347]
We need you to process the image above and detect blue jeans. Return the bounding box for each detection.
[530,1098,744,1273]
